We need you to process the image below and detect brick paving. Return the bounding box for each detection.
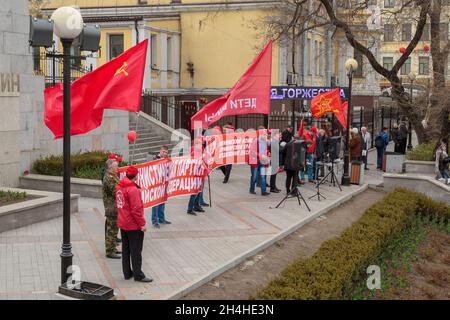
[0,164,372,300]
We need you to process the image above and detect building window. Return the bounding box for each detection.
[402,0,412,7]
[384,24,395,41]
[383,57,394,70]
[402,24,412,41]
[71,46,81,68]
[421,24,430,41]
[109,34,124,61]
[418,56,429,75]
[315,40,319,76]
[307,38,311,75]
[319,42,324,76]
[354,50,363,77]
[440,23,449,41]
[167,36,173,71]
[151,34,157,67]
[384,0,395,8]
[367,0,377,5]
[400,57,411,75]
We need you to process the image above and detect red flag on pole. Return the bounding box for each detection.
[310,88,342,119]
[335,101,348,129]
[190,41,273,130]
[44,39,148,139]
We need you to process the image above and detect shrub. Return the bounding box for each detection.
[406,141,437,161]
[0,190,27,204]
[253,188,450,300]
[32,151,125,180]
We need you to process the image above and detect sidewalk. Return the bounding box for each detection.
[0,164,373,300]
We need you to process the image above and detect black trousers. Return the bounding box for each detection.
[120,229,146,280]
[220,165,232,181]
[398,139,407,154]
[285,169,298,193]
[270,173,277,189]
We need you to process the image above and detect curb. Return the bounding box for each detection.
[166,184,369,300]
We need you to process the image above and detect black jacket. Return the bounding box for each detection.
[283,140,304,171]
[281,129,293,143]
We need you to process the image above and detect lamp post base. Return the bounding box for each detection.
[342,175,351,186]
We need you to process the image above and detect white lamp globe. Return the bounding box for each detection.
[345,58,358,72]
[408,72,416,81]
[51,6,83,39]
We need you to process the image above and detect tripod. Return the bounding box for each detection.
[317,159,342,191]
[274,187,311,212]
[309,161,326,201]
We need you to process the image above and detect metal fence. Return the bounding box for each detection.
[141,94,404,148]
[32,53,91,86]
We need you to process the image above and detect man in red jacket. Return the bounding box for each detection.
[116,166,152,283]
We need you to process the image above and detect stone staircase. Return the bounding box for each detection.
[128,119,179,164]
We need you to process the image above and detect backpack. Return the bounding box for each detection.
[375,134,384,149]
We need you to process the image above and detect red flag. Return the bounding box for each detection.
[335,101,348,129]
[44,40,148,138]
[191,41,273,129]
[310,88,342,119]
[297,118,304,137]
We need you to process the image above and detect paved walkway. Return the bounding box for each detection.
[0,163,374,300]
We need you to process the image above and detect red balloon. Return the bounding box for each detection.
[399,47,406,54]
[423,44,430,52]
[127,131,137,142]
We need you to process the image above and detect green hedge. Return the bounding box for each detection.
[254,188,450,300]
[33,151,124,180]
[406,141,436,161]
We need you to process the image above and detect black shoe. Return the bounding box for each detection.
[249,191,256,194]
[200,203,210,207]
[124,272,134,280]
[135,277,153,283]
[187,210,197,215]
[270,188,280,193]
[115,250,122,254]
[153,223,160,229]
[106,253,121,259]
[161,220,172,224]
[116,238,122,243]
[261,192,270,196]
[223,179,229,183]
[365,167,369,170]
[193,206,205,212]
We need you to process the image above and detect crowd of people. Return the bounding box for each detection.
[100,116,447,283]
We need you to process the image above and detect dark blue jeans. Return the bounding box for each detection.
[151,203,166,225]
[250,164,267,194]
[188,193,201,211]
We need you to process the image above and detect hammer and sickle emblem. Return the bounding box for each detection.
[114,62,129,77]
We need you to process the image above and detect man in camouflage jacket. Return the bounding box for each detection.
[103,159,120,259]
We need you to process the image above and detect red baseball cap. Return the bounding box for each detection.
[126,166,139,176]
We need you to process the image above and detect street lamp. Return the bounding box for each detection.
[342,58,358,186]
[407,72,416,150]
[50,6,84,285]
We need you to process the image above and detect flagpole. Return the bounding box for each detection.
[208,174,212,207]
[131,111,140,164]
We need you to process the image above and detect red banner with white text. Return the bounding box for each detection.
[118,157,208,208]
[205,131,259,171]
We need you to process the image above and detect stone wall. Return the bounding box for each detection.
[0,0,129,187]
[0,0,29,187]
